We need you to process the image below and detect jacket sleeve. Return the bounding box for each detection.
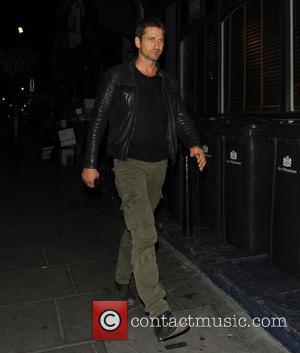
[172,81,202,149]
[83,70,114,168]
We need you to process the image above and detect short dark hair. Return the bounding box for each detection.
[135,17,165,38]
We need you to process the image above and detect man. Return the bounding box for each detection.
[81,17,206,341]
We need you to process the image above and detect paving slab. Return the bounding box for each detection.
[0,245,46,272]
[0,205,39,233]
[57,212,103,243]
[0,227,59,248]
[0,301,63,353]
[0,186,33,208]
[0,267,76,306]
[46,241,118,266]
[92,214,125,238]
[69,260,117,293]
[56,211,122,244]
[35,208,59,233]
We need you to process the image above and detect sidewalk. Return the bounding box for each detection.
[0,156,292,353]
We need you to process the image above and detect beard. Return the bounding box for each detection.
[140,48,162,62]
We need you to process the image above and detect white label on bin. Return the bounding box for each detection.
[230,150,237,160]
[226,150,242,165]
[202,144,212,158]
[277,155,297,174]
[282,156,292,168]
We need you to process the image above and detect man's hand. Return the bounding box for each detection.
[190,146,206,171]
[81,168,99,188]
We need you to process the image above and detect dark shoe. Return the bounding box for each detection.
[115,282,136,306]
[154,311,189,342]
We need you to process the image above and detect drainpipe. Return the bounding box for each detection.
[182,148,193,237]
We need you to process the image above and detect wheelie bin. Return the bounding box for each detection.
[271,120,300,276]
[197,118,223,233]
[222,119,273,251]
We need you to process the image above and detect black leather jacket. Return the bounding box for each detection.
[84,60,201,168]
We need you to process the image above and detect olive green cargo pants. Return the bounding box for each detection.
[113,158,170,317]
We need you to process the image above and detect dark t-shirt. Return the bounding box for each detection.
[127,66,169,162]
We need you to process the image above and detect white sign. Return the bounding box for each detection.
[282,156,292,168]
[277,155,297,174]
[230,150,237,160]
[29,78,35,92]
[58,128,76,147]
[226,149,242,165]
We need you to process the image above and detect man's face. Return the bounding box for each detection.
[135,26,165,62]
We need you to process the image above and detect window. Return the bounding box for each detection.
[206,24,217,113]
[181,31,198,115]
[263,0,281,110]
[223,0,280,113]
[224,6,244,112]
[187,0,204,22]
[293,0,300,109]
[180,24,217,116]
[245,0,261,110]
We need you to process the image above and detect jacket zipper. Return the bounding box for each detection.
[161,77,176,161]
[122,63,138,159]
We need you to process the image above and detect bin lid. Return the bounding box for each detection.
[268,119,300,138]
[213,118,270,136]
